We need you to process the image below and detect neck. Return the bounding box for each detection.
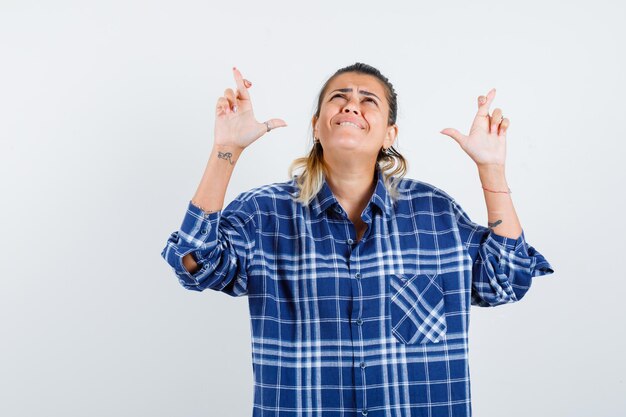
[324,161,377,208]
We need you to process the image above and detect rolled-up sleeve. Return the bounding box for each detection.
[450,198,555,307]
[160,196,257,297]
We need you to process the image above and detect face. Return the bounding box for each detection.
[312,72,398,164]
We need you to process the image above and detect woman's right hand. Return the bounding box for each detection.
[213,67,287,150]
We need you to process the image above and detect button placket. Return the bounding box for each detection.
[347,242,369,414]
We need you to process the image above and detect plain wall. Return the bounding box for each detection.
[1,0,624,416]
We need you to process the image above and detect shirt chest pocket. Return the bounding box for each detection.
[389,273,447,344]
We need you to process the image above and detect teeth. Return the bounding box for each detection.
[339,122,361,128]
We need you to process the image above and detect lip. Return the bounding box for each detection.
[334,116,365,129]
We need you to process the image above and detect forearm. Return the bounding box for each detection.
[477,164,522,239]
[192,144,244,212]
[182,144,244,273]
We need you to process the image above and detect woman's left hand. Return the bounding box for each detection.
[439,88,509,167]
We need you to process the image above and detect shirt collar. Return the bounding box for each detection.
[310,165,392,218]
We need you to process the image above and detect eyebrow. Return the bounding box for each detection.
[329,88,381,102]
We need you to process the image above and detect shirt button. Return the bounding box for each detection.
[201,229,207,234]
[347,238,354,245]
[355,273,361,279]
[356,318,363,325]
[362,409,368,416]
[334,206,342,213]
[360,361,366,369]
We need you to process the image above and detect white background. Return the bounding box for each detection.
[1,1,624,416]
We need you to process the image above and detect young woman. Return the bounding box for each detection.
[161,62,554,417]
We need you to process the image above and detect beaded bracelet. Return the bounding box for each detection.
[482,186,512,194]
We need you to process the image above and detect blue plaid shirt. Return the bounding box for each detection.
[161,165,554,417]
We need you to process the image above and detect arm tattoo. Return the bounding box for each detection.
[488,219,503,230]
[217,151,234,165]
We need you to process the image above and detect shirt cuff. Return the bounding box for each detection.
[486,229,527,253]
[484,229,554,277]
[177,200,222,249]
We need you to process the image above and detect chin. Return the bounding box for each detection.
[323,142,370,156]
[325,134,363,146]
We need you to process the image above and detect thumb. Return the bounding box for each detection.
[439,128,465,146]
[266,118,288,130]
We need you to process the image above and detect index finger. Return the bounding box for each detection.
[232,67,250,101]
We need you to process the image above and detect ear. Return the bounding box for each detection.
[383,124,399,149]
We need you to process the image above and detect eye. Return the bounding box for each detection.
[330,94,378,105]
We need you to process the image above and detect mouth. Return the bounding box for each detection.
[336,121,364,130]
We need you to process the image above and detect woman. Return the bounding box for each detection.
[161,63,554,417]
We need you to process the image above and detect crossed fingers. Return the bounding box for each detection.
[477,88,510,136]
[216,67,252,115]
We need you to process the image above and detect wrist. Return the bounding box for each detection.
[210,143,244,166]
[213,143,245,155]
[477,164,507,188]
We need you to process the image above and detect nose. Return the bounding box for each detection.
[342,97,361,115]
[342,105,360,115]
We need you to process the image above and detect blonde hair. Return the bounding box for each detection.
[287,62,408,206]
[287,142,408,206]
